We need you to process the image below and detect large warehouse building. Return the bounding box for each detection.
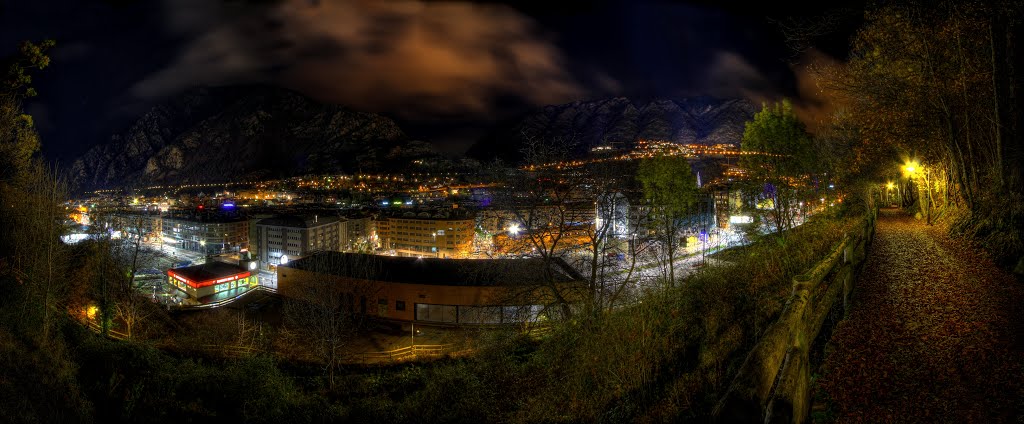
[277,252,583,325]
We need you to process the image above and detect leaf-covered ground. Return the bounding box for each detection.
[815,209,1024,422]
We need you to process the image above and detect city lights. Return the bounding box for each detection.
[20,2,1024,421]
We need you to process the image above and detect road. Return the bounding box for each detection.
[572,231,745,304]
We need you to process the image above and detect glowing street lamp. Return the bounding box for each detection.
[903,160,920,177]
[507,223,521,236]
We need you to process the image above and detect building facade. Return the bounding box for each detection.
[343,215,375,251]
[168,261,257,300]
[162,215,249,255]
[106,211,162,241]
[277,252,584,325]
[377,214,474,258]
[254,214,343,270]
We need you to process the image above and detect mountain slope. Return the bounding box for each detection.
[468,96,758,163]
[71,86,428,191]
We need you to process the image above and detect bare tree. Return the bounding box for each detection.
[0,163,71,344]
[488,134,663,319]
[487,134,593,319]
[281,252,381,388]
[175,308,267,355]
[107,213,162,340]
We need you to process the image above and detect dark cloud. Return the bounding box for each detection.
[789,49,843,132]
[134,0,585,118]
[1,0,856,164]
[700,50,776,100]
[694,47,845,133]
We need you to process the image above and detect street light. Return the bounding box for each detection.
[903,160,920,177]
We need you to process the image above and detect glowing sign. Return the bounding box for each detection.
[729,215,753,224]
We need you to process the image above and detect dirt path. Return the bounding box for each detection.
[815,208,1024,423]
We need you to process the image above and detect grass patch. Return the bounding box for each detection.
[0,213,860,423]
[326,213,857,423]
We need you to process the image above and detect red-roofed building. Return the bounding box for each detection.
[167,261,257,299]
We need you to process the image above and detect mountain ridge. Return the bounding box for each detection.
[70,86,434,192]
[71,89,759,191]
[468,96,758,163]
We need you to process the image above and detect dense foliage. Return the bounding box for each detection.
[820,1,1024,267]
[740,99,819,234]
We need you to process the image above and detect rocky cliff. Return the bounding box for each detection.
[71,86,430,191]
[468,96,758,163]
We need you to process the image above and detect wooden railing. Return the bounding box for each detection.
[716,208,878,423]
[196,344,261,358]
[357,344,460,363]
[81,317,130,340]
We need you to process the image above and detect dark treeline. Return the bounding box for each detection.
[817,0,1024,268]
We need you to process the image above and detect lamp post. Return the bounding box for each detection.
[901,160,920,208]
[903,159,935,223]
[885,182,895,207]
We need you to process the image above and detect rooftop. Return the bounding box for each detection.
[378,207,475,220]
[257,214,341,228]
[163,213,248,223]
[282,251,583,286]
[170,261,248,283]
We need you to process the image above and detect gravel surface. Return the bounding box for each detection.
[815,208,1024,423]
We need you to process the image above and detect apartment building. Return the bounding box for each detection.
[254,214,343,270]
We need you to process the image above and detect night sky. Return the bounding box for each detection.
[0,0,863,164]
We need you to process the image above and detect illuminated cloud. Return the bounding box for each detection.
[789,49,843,132]
[702,49,840,132]
[134,0,583,118]
[701,51,775,101]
